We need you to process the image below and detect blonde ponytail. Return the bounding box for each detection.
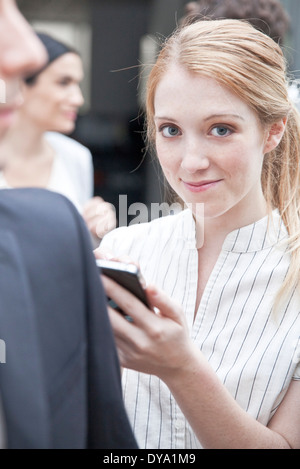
[263,104,300,306]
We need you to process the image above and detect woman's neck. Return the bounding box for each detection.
[0,114,55,187]
[2,114,46,160]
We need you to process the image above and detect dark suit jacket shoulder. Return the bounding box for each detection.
[0,188,137,449]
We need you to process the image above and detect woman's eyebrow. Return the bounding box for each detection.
[204,113,245,121]
[154,113,245,122]
[154,116,179,122]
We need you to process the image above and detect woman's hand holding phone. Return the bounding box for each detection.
[94,247,195,380]
[101,274,198,381]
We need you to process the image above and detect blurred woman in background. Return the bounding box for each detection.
[0,32,116,245]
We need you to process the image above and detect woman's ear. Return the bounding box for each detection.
[263,118,287,154]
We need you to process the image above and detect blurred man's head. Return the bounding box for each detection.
[183,0,290,44]
[0,0,46,138]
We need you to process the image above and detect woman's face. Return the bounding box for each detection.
[153,64,279,226]
[21,52,84,134]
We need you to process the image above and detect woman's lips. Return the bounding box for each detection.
[64,111,78,121]
[182,179,222,192]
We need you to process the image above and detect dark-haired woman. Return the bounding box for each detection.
[0,33,115,244]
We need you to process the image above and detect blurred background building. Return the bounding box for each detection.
[18,0,300,223]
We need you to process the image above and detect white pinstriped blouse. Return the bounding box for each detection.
[101,209,300,449]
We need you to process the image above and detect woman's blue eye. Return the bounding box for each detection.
[161,126,180,137]
[211,126,231,137]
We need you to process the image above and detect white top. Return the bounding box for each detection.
[101,209,300,449]
[0,132,94,213]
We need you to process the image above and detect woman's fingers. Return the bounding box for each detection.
[146,284,186,325]
[83,196,116,239]
[94,246,114,260]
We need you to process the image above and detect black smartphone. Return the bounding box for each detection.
[96,259,150,315]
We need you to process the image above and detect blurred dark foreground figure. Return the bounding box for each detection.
[0,0,137,449]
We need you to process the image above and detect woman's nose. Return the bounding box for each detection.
[69,86,84,107]
[180,141,210,173]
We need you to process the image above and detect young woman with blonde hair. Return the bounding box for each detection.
[96,19,300,449]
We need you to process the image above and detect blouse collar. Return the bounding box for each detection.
[181,209,288,253]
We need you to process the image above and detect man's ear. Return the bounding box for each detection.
[263,118,287,154]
